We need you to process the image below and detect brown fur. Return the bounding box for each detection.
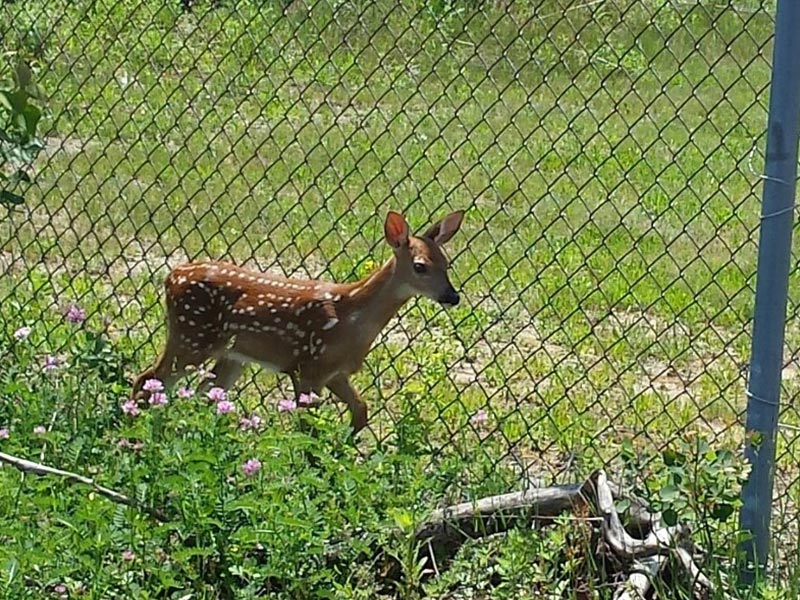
[131,210,465,434]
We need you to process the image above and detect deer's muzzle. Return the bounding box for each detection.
[439,289,460,307]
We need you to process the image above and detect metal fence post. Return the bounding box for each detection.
[738,0,800,585]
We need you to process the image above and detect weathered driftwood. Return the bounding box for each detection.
[593,471,691,559]
[411,469,713,599]
[414,480,590,549]
[614,555,666,600]
[675,546,714,595]
[413,470,661,568]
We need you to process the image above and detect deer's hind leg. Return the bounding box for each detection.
[131,301,226,401]
[131,330,187,401]
[133,334,229,401]
[205,356,246,391]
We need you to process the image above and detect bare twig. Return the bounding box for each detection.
[0,451,169,521]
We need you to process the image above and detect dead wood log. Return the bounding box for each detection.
[413,470,660,569]
[675,546,714,596]
[414,480,592,553]
[614,555,666,600]
[593,470,691,559]
[409,469,713,599]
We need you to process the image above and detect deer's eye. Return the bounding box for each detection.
[413,261,428,274]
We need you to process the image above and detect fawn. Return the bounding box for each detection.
[130,209,465,434]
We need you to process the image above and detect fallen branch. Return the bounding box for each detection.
[594,470,691,559]
[412,470,661,568]
[409,469,714,599]
[614,555,666,600]
[675,546,714,595]
[0,451,169,522]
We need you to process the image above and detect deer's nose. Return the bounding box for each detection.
[439,289,460,307]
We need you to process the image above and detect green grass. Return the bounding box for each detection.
[2,0,799,597]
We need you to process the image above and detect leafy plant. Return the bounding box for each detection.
[0,58,46,210]
[620,433,751,559]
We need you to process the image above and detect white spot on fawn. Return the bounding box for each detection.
[322,318,338,330]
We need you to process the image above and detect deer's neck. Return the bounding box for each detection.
[342,257,411,344]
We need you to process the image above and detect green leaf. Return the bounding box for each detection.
[0,190,24,206]
[185,450,217,465]
[173,546,217,561]
[662,507,678,526]
[659,484,680,502]
[621,438,634,454]
[389,508,414,531]
[662,448,682,466]
[276,513,310,528]
[12,111,27,137]
[711,503,735,522]
[15,62,32,88]
[0,91,12,112]
[9,169,31,184]
[22,104,42,137]
[4,89,27,113]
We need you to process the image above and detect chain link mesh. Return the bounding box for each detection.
[3,0,798,581]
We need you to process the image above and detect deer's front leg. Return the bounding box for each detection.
[326,375,367,434]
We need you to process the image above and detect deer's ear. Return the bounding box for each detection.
[384,211,410,249]
[422,210,464,246]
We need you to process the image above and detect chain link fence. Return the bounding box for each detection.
[3,0,799,583]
